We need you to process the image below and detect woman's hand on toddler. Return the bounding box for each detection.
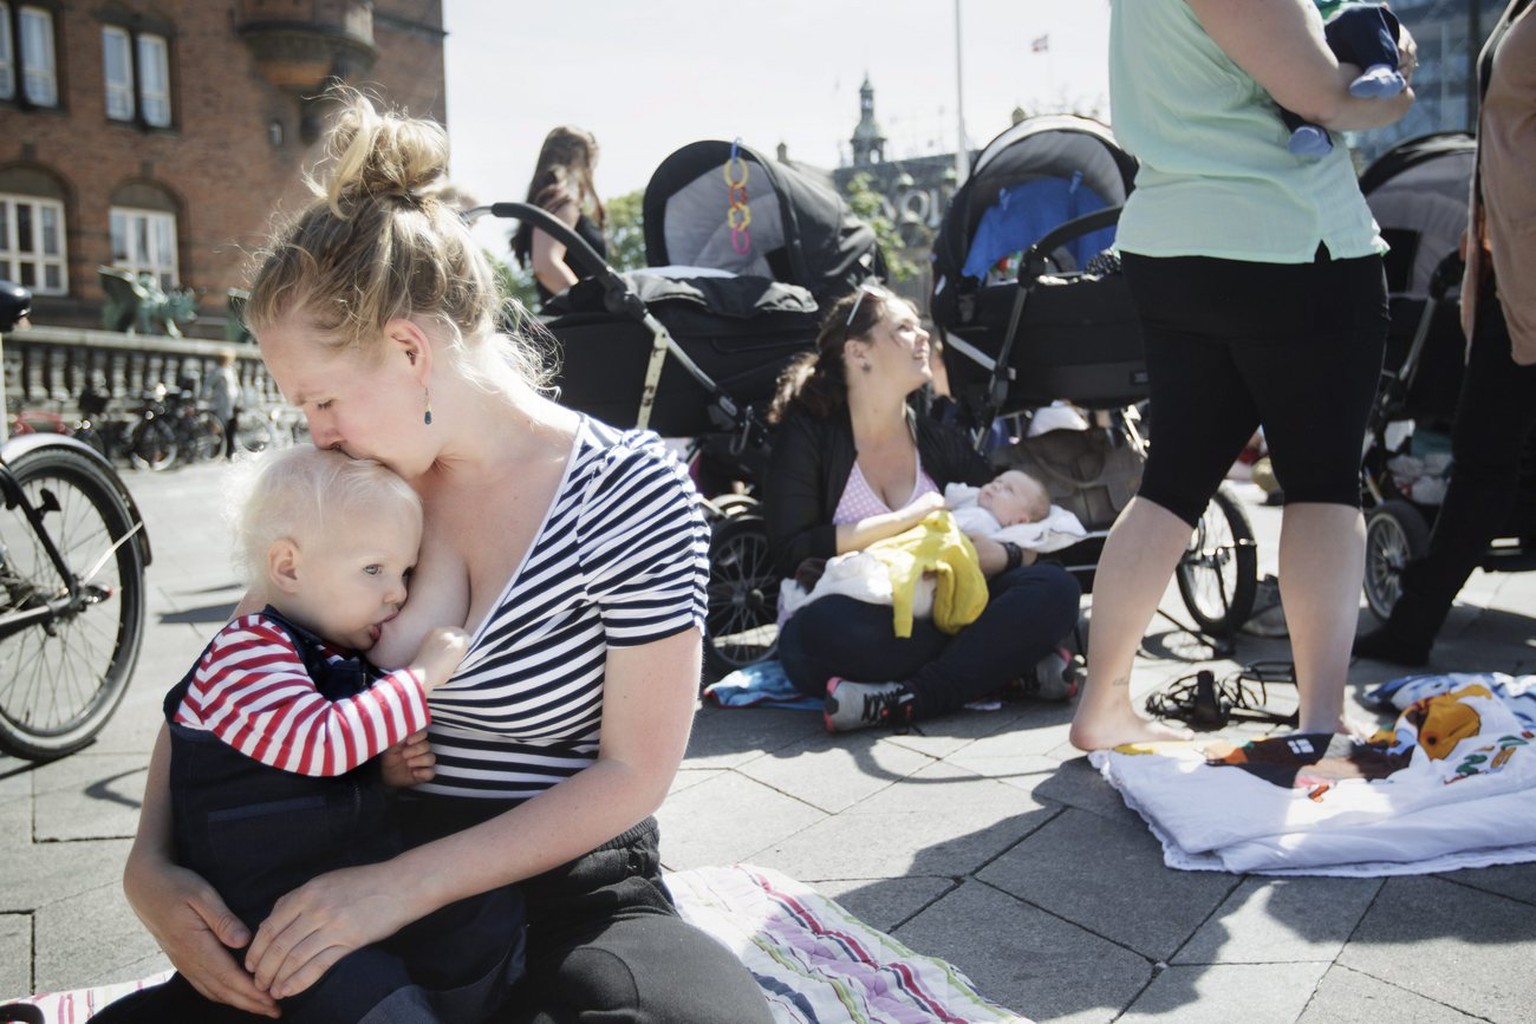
[379,729,435,787]
[410,626,471,691]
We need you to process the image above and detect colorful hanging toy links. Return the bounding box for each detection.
[725,138,752,256]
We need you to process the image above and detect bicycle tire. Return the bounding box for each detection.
[234,409,278,454]
[187,410,225,463]
[1174,485,1258,638]
[0,445,148,760]
[130,417,178,471]
[703,514,779,680]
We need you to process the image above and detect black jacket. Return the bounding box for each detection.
[764,404,993,578]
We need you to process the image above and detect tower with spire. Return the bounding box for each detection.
[850,74,887,167]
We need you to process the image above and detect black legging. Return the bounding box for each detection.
[1122,251,1388,526]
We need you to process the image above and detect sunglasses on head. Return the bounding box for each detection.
[845,283,886,328]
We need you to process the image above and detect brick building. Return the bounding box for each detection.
[0,0,445,332]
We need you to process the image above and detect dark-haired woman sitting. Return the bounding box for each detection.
[764,285,1082,732]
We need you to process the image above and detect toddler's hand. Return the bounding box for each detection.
[410,626,471,691]
[379,730,435,788]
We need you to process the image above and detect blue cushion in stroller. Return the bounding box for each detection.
[961,177,1114,281]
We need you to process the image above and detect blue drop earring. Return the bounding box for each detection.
[423,388,432,426]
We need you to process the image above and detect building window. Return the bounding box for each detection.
[110,207,178,290]
[101,24,172,127]
[0,4,59,107]
[0,193,68,294]
[102,26,133,120]
[137,34,170,126]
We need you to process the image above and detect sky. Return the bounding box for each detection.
[441,0,1110,254]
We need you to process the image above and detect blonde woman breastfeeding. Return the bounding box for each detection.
[107,91,773,1024]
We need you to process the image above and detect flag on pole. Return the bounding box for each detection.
[1031,34,1050,53]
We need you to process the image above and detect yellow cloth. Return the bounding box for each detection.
[865,511,988,637]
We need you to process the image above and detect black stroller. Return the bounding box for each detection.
[1358,131,1536,619]
[473,139,883,677]
[930,115,1259,639]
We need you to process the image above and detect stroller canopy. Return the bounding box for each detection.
[931,115,1138,328]
[643,140,883,307]
[1360,132,1476,299]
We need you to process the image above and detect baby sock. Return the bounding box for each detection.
[1349,63,1407,98]
[1288,124,1334,157]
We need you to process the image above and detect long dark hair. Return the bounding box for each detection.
[511,126,604,268]
[767,285,890,423]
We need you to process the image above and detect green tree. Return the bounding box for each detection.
[843,172,920,282]
[604,189,646,271]
[486,247,540,323]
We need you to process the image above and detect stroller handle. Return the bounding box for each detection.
[1019,206,1123,284]
[468,202,646,322]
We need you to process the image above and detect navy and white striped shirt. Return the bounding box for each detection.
[419,420,709,800]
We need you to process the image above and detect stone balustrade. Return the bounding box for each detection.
[1,325,279,419]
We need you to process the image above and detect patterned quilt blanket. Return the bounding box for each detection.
[1092,673,1536,876]
[4,864,1028,1024]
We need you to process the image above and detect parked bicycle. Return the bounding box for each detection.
[166,381,226,464]
[0,280,153,761]
[123,380,223,471]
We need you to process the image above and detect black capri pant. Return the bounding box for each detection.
[1122,251,1388,526]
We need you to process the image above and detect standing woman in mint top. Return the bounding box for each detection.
[114,90,774,1024]
[512,125,607,308]
[1069,0,1417,751]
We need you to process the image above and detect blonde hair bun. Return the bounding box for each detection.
[323,87,449,217]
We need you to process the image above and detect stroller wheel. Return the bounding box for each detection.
[1174,485,1259,638]
[707,493,760,519]
[1363,499,1431,621]
[703,515,780,681]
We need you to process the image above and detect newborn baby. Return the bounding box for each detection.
[949,469,1051,536]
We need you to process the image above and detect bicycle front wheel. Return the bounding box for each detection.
[130,418,178,472]
[187,411,225,463]
[0,446,148,760]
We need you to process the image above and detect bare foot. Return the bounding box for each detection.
[1070,704,1193,752]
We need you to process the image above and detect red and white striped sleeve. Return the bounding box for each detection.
[174,615,431,776]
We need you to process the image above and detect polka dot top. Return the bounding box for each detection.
[833,458,940,525]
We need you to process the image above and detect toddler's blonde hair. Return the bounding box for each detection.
[228,445,422,582]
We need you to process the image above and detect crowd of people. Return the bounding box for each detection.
[85,0,1532,1019]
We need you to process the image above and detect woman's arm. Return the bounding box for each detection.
[530,197,582,296]
[834,491,947,553]
[1188,0,1414,130]
[966,532,1038,577]
[243,627,702,999]
[763,412,840,576]
[122,726,281,1016]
